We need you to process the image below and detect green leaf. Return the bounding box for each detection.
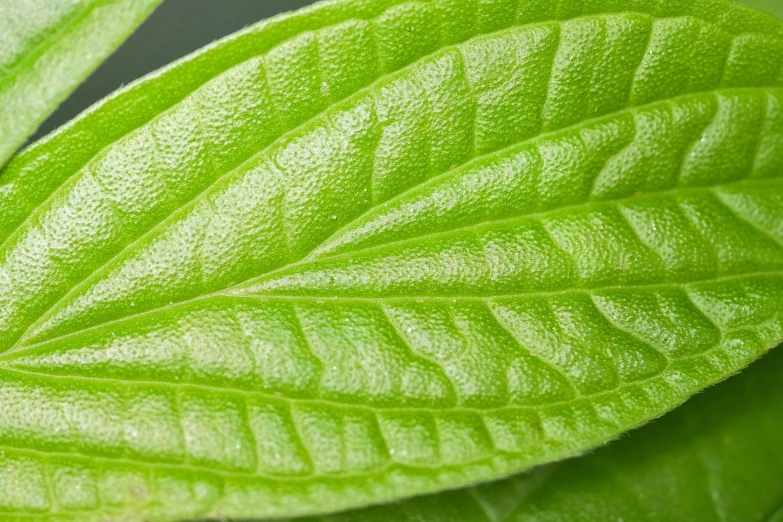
[0,0,162,169]
[290,344,783,522]
[739,0,783,19]
[0,0,782,520]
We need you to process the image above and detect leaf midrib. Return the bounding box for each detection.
[4,309,772,408]
[5,269,780,360]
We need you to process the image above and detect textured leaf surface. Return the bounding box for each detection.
[289,344,783,522]
[0,0,161,168]
[0,0,782,520]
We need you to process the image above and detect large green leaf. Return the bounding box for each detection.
[289,344,783,522]
[0,0,782,520]
[0,0,162,169]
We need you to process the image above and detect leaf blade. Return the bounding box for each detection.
[0,0,162,168]
[0,0,781,520]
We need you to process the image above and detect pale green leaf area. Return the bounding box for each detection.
[288,344,783,522]
[739,0,783,19]
[0,0,162,169]
[0,0,781,520]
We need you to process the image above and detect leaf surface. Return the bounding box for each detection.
[0,0,782,520]
[739,0,783,18]
[289,344,783,522]
[0,0,161,168]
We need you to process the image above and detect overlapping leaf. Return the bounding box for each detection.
[741,0,783,18]
[0,0,161,168]
[0,0,782,520]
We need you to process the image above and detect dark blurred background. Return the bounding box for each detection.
[31,0,782,141]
